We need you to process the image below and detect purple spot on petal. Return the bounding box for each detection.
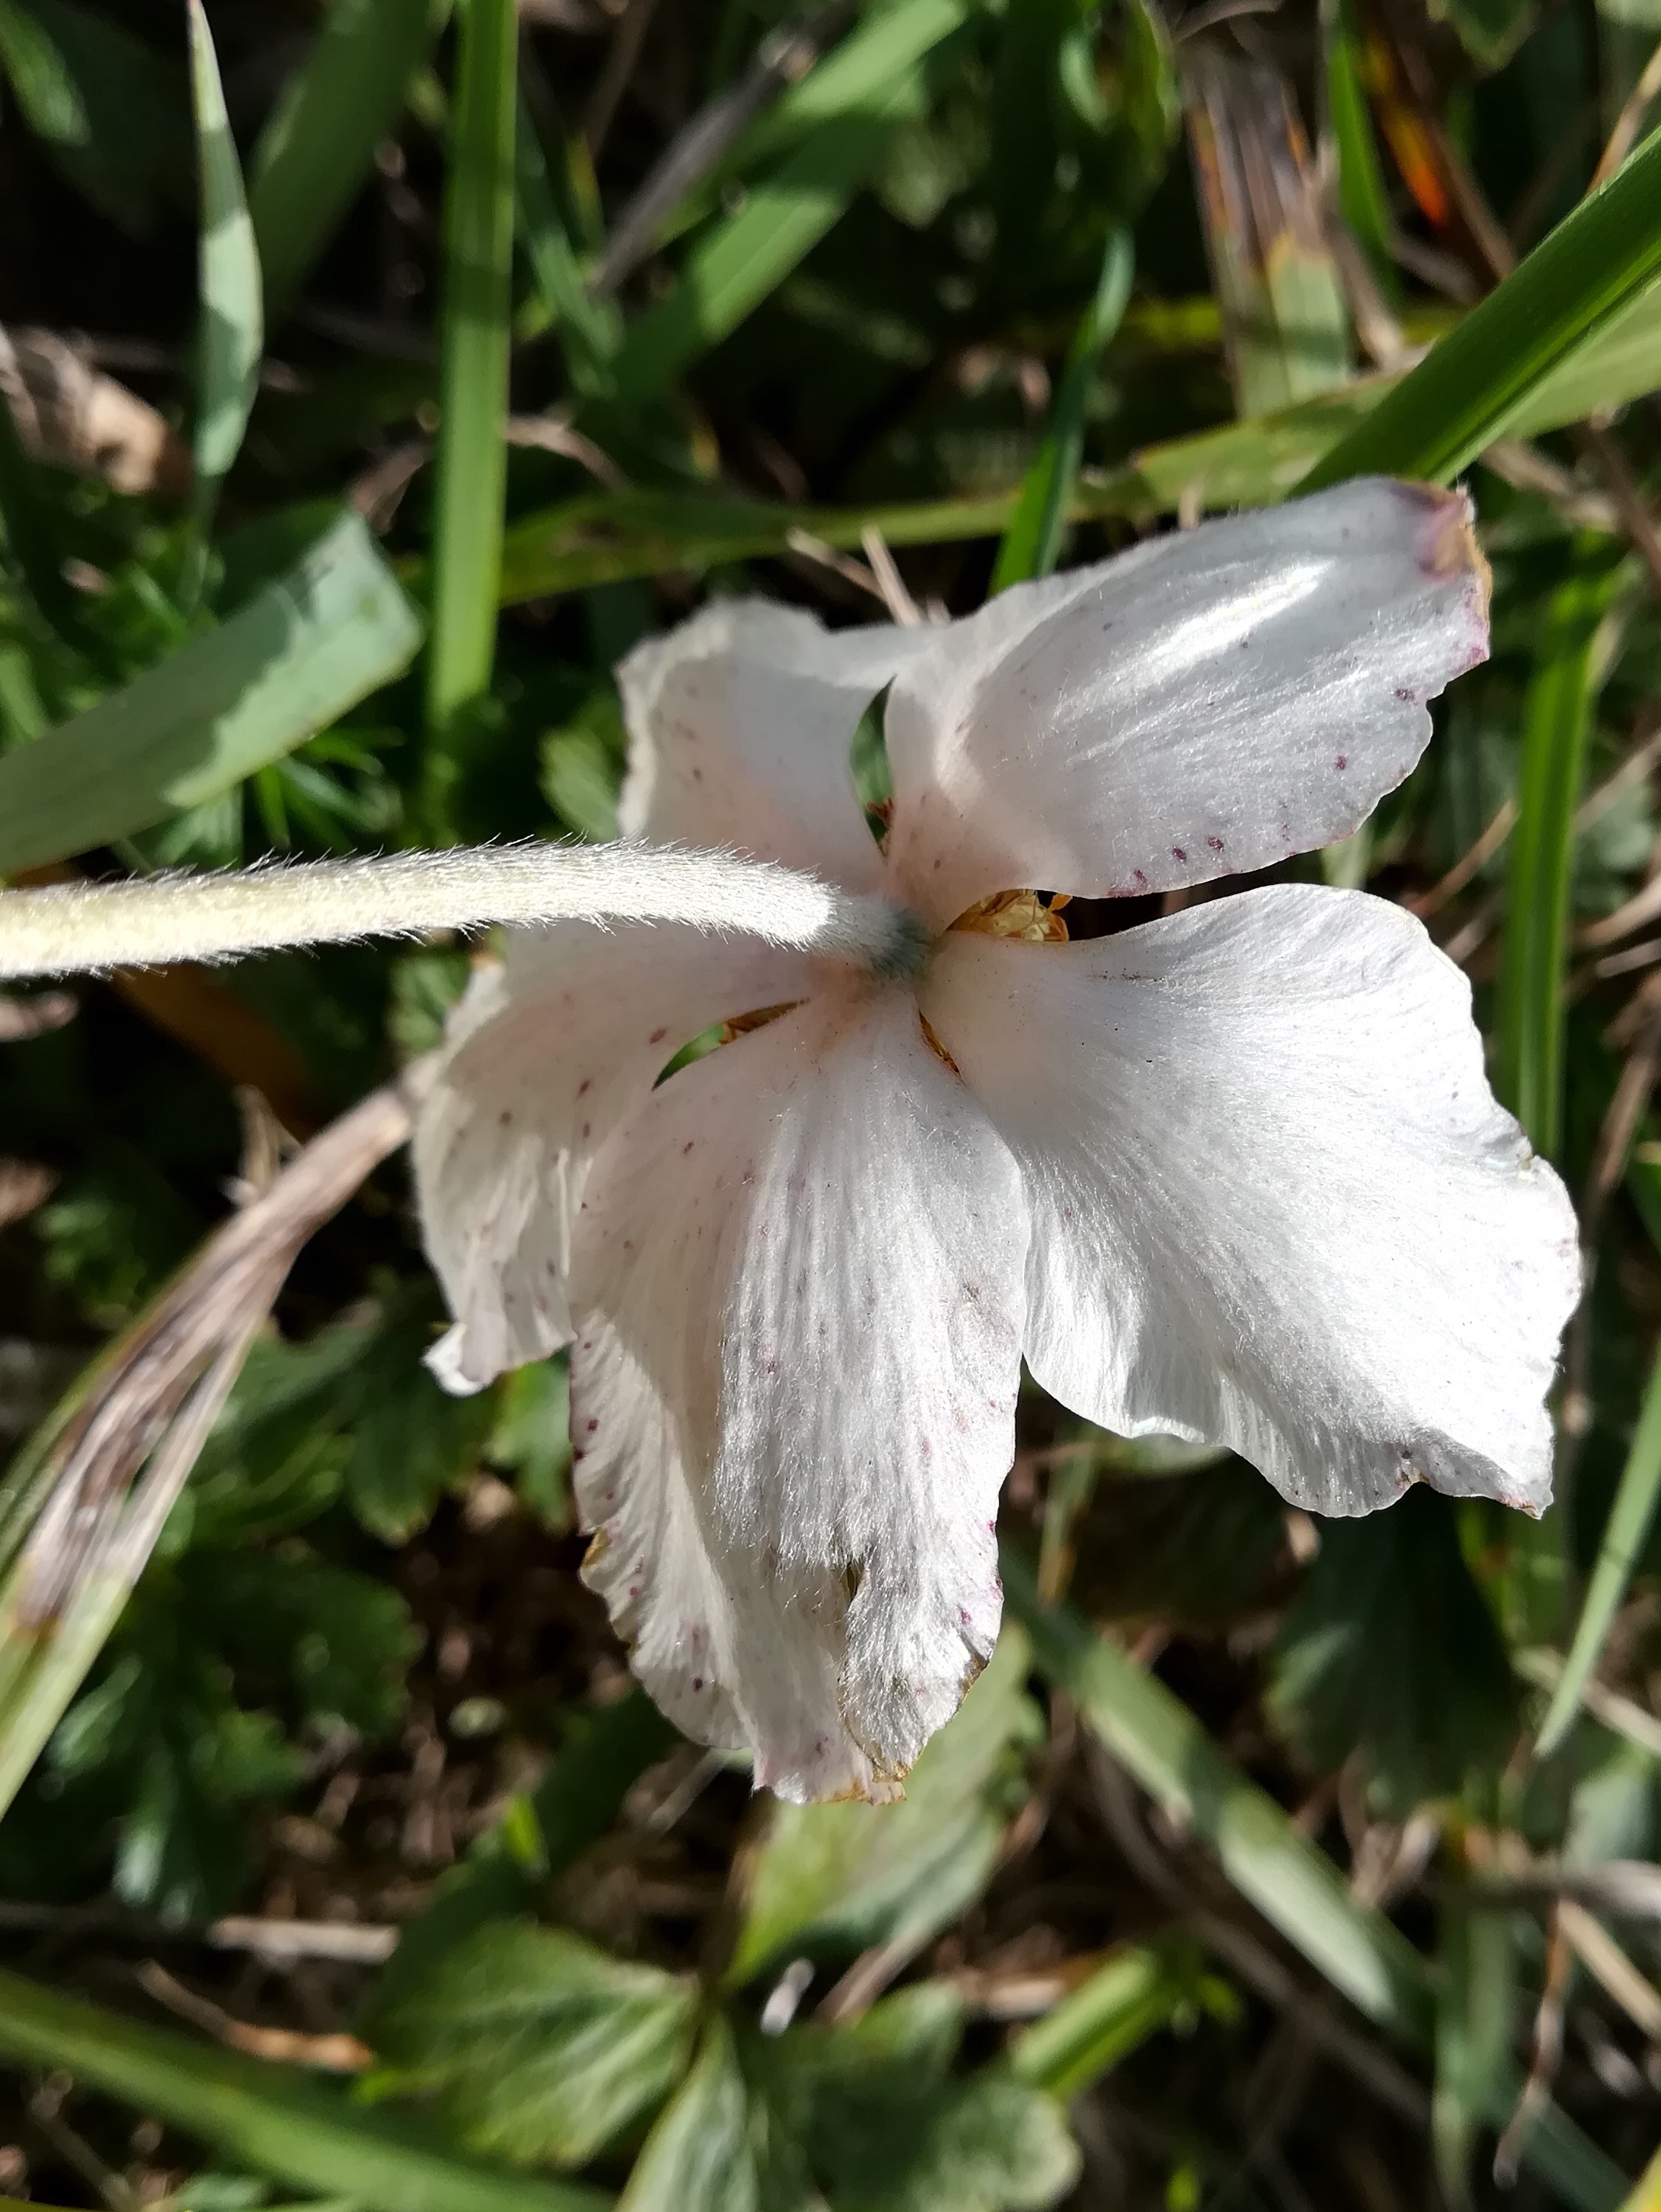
[1335,755,1349,771]
[1171,846,1187,862]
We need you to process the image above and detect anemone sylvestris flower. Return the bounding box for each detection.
[416,479,1579,1804]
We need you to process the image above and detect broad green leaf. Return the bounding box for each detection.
[361,1691,676,2029]
[0,507,421,876]
[337,1282,494,1543]
[1004,1550,1629,2211]
[727,1624,1038,1987]
[1267,1489,1519,1816]
[617,2017,756,2212]
[0,1965,609,2212]
[187,0,262,498]
[761,1985,1080,2212]
[487,1354,574,1530]
[250,0,442,320]
[992,226,1133,590]
[423,0,517,822]
[179,1551,418,1737]
[1301,127,1661,486]
[370,1921,696,2169]
[1539,1341,1661,1754]
[0,0,185,232]
[1498,545,1628,1159]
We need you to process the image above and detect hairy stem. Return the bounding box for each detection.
[0,843,928,982]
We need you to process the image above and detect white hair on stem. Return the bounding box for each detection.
[0,843,931,982]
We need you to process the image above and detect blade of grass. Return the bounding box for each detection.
[1497,546,1626,1159]
[733,0,967,171]
[1002,1549,1628,2210]
[1323,0,1398,304]
[186,0,261,568]
[1005,1939,1225,2098]
[420,0,517,837]
[607,80,921,404]
[0,1966,609,2212]
[991,226,1133,591]
[1537,1341,1661,1755]
[1435,1879,1516,2211]
[513,86,621,396]
[250,0,444,322]
[1299,128,1661,486]
[0,507,422,876]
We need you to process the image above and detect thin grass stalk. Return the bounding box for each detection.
[421,0,517,838]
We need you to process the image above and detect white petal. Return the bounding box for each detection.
[617,599,938,894]
[413,924,824,1395]
[919,887,1580,1516]
[884,480,1490,927]
[567,981,1028,1800]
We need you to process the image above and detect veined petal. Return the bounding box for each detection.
[413,924,824,1395]
[884,480,1489,928]
[920,887,1579,1517]
[617,599,938,894]
[568,980,1028,1801]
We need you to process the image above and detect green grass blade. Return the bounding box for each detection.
[607,87,919,404]
[1003,1550,1627,2210]
[1005,1940,1213,2098]
[421,0,517,834]
[187,0,261,509]
[513,86,620,396]
[1300,130,1661,487]
[734,0,971,170]
[1497,548,1626,1158]
[1538,1341,1661,1756]
[0,508,422,875]
[1323,0,1397,302]
[250,0,443,321]
[0,1967,609,2212]
[991,226,1133,591]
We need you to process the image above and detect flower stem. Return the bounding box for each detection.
[0,844,928,981]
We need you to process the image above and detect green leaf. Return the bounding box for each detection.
[1300,128,1661,487]
[514,90,620,398]
[539,689,626,843]
[1428,0,1536,71]
[1183,50,1351,420]
[487,1354,574,1531]
[1498,545,1627,1159]
[1434,1887,1516,2211]
[1539,1340,1661,1755]
[338,1282,495,1543]
[726,1624,1038,1987]
[250,0,443,320]
[764,1987,1080,2212]
[0,506,422,876]
[187,0,263,500]
[733,0,975,173]
[422,0,517,823]
[992,225,1133,591]
[0,0,186,232]
[1006,1941,1231,2100]
[1323,0,1396,302]
[0,1964,610,2212]
[609,85,924,405]
[180,1551,418,1737]
[1003,1549,1628,2211]
[361,1691,676,2033]
[1267,1489,1519,1816]
[369,1921,697,2169]
[617,2016,755,2212]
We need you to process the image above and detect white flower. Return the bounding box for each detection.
[415,479,1580,1805]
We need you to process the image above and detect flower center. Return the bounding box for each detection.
[949,889,1070,944]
